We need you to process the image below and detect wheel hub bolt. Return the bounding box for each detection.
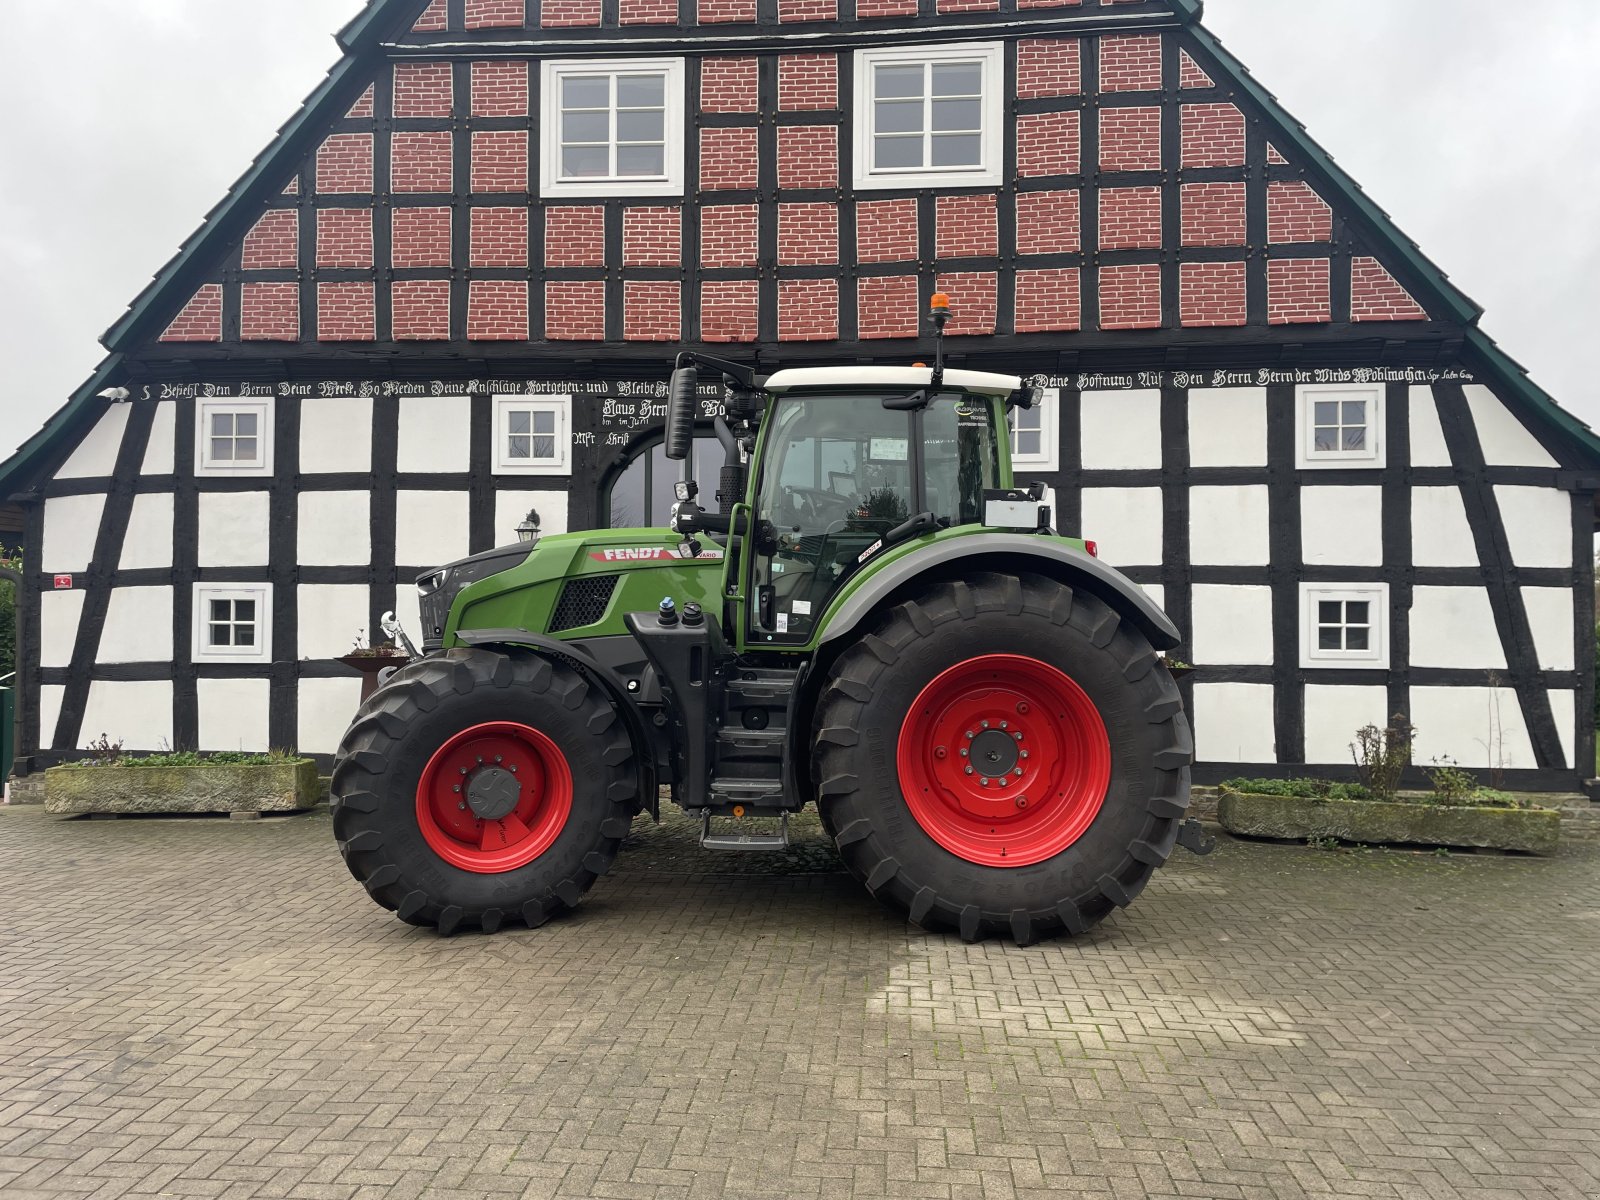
[965,731,975,740]
[1013,768,1024,777]
[998,777,1009,786]
[495,755,503,764]
[964,766,974,775]
[458,801,467,810]
[980,778,990,788]
[1013,732,1023,741]
[1020,751,1029,760]
[1000,721,1009,731]
[959,748,969,758]
[477,757,484,764]
[459,767,468,775]
[981,721,990,730]
[452,785,461,793]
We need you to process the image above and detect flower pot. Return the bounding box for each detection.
[336,652,409,703]
[44,759,320,817]
[1216,788,1560,855]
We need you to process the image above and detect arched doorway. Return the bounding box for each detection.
[601,428,728,529]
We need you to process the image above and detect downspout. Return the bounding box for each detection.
[0,562,21,780]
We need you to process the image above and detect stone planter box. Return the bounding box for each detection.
[1217,789,1561,855]
[44,759,320,817]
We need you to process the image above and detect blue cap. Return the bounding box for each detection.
[659,597,676,611]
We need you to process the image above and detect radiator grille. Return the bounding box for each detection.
[549,575,620,632]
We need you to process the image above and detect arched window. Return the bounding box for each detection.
[602,431,728,529]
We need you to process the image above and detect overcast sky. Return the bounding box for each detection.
[3,0,1598,463]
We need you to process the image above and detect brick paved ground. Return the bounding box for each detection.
[1,804,1597,1200]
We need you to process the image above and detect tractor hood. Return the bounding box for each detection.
[763,366,1021,395]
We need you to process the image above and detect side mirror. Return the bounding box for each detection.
[664,364,698,461]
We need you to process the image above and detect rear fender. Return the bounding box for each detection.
[820,534,1181,651]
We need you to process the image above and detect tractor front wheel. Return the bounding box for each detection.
[812,573,1192,944]
[331,647,641,934]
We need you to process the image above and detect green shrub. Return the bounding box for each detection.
[1351,714,1415,802]
[1426,759,1478,806]
[63,748,302,769]
[1221,777,1371,801]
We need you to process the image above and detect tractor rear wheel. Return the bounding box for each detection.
[331,647,640,934]
[812,572,1191,944]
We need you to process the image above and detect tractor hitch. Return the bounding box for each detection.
[1176,818,1218,856]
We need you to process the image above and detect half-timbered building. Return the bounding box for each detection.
[4,0,1598,789]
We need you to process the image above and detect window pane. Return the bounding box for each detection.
[562,146,609,177]
[211,599,231,622]
[874,136,923,170]
[236,600,255,623]
[875,63,924,99]
[236,625,255,647]
[874,99,924,135]
[931,98,981,133]
[562,75,609,109]
[210,622,233,647]
[1314,401,1338,425]
[617,110,663,143]
[508,410,530,434]
[931,62,982,96]
[532,436,556,460]
[1313,428,1338,452]
[1342,427,1367,452]
[508,435,530,459]
[211,412,233,436]
[617,144,664,176]
[616,74,664,108]
[561,111,609,144]
[211,438,233,461]
[1342,401,1367,425]
[930,134,982,167]
[532,411,555,434]
[235,412,258,436]
[1318,601,1341,624]
[1017,431,1041,457]
[1318,627,1341,650]
[1346,627,1370,651]
[1346,602,1369,625]
[238,437,260,463]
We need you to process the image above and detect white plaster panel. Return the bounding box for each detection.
[197,491,271,568]
[300,396,374,474]
[80,680,174,754]
[1188,387,1268,468]
[397,395,473,474]
[1303,685,1392,766]
[298,492,371,566]
[1410,686,1535,771]
[1191,584,1273,666]
[1548,689,1576,772]
[1078,488,1163,568]
[99,586,174,664]
[1408,386,1452,467]
[298,677,364,755]
[140,400,177,476]
[298,584,371,659]
[1410,487,1478,568]
[1192,682,1276,764]
[36,685,65,752]
[1300,486,1382,567]
[1189,485,1270,567]
[38,591,86,669]
[41,494,105,573]
[118,493,175,570]
[1408,587,1506,670]
[1495,486,1572,569]
[1521,587,1574,672]
[57,403,131,480]
[1465,384,1559,468]
[1080,389,1162,470]
[197,679,272,752]
[494,490,571,547]
[396,491,471,568]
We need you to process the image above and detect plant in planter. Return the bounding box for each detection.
[1216,715,1560,855]
[44,743,319,818]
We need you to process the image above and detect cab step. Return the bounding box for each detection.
[700,809,790,851]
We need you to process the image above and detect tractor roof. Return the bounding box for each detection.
[763,367,1021,396]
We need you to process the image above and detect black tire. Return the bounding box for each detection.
[811,572,1192,945]
[331,647,641,934]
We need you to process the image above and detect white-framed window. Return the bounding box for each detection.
[853,42,1004,190]
[196,398,274,477]
[1296,384,1384,469]
[1008,387,1060,472]
[1299,583,1388,669]
[193,583,272,664]
[539,58,685,198]
[492,394,572,475]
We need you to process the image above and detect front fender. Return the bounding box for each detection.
[819,534,1181,651]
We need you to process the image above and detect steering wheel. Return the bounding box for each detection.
[780,484,846,527]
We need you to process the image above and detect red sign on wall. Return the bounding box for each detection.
[53,574,73,590]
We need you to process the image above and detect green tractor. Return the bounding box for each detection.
[332,299,1201,943]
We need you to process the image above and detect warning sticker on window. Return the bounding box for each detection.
[792,599,811,616]
[775,613,789,634]
[868,437,908,462]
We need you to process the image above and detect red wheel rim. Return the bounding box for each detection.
[896,654,1111,868]
[415,721,573,874]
